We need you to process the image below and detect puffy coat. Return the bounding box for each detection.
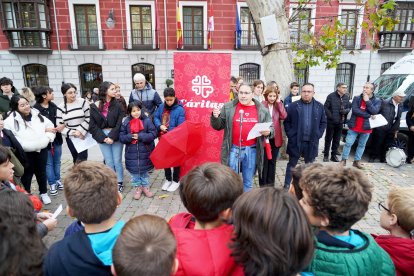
[261,100,287,147]
[169,213,244,276]
[4,108,55,152]
[128,83,162,116]
[153,100,186,132]
[34,102,63,147]
[324,91,351,124]
[347,95,381,130]
[89,100,125,143]
[119,116,157,174]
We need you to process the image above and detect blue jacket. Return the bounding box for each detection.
[284,99,327,159]
[119,116,157,174]
[347,95,381,131]
[128,83,162,116]
[153,101,186,132]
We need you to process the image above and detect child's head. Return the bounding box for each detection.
[112,214,177,276]
[231,187,314,276]
[63,161,121,224]
[0,188,45,276]
[380,187,414,237]
[163,88,176,107]
[34,86,54,104]
[289,163,322,200]
[180,162,243,223]
[290,82,300,95]
[0,146,13,182]
[299,165,372,233]
[127,101,142,119]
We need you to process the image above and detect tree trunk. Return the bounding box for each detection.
[245,0,294,98]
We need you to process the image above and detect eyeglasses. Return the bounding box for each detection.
[378,201,390,213]
[239,92,252,95]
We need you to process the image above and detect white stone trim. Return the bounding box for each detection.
[68,0,103,49]
[125,0,157,49]
[338,5,364,50]
[179,1,208,49]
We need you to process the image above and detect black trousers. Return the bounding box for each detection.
[22,148,48,194]
[324,122,342,157]
[66,137,88,164]
[259,138,280,187]
[370,129,394,161]
[165,167,180,182]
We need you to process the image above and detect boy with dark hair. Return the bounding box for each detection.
[44,161,124,276]
[169,162,244,276]
[0,77,17,116]
[154,87,185,192]
[112,214,178,276]
[284,81,300,108]
[288,163,322,200]
[299,165,395,275]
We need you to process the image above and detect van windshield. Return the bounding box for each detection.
[374,74,414,111]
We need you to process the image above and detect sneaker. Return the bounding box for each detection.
[118,182,124,193]
[133,187,142,200]
[142,187,154,198]
[49,184,58,196]
[56,180,64,190]
[40,193,51,205]
[167,181,180,192]
[162,180,171,191]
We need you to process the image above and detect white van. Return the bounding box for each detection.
[373,54,414,151]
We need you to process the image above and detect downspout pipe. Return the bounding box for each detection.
[52,0,64,84]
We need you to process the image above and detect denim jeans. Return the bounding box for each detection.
[99,130,124,183]
[46,144,62,185]
[130,172,149,187]
[229,145,257,192]
[342,129,370,161]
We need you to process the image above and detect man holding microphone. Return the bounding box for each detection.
[210,83,273,191]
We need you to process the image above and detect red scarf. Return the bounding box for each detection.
[129,118,144,144]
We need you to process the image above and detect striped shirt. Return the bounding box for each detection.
[57,98,90,137]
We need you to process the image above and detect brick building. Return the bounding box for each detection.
[0,0,412,101]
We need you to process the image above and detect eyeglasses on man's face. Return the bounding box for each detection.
[239,91,252,95]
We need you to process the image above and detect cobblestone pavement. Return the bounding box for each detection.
[36,151,414,248]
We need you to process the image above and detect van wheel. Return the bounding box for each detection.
[393,133,408,154]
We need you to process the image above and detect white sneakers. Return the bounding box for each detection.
[49,184,58,196]
[40,193,51,205]
[161,180,180,192]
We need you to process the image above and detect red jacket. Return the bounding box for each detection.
[261,101,287,147]
[373,234,414,276]
[169,213,244,276]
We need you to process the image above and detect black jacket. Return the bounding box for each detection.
[377,98,403,133]
[324,91,351,124]
[1,128,28,168]
[89,100,125,143]
[33,102,63,146]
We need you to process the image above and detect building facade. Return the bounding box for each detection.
[0,0,413,102]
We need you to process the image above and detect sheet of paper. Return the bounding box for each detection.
[52,204,63,219]
[291,95,301,102]
[369,114,388,129]
[71,133,98,153]
[247,122,273,140]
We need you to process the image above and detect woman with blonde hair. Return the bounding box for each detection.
[20,87,36,106]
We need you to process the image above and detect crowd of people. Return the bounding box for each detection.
[0,72,413,275]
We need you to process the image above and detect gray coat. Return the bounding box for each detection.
[210,98,274,173]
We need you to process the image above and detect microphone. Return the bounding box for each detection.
[239,109,244,124]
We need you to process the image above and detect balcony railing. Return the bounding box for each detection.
[178,30,208,50]
[67,29,106,50]
[4,30,51,53]
[379,31,413,51]
[125,29,159,50]
[235,30,259,50]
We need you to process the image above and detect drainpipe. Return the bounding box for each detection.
[52,0,64,84]
[119,0,125,48]
[164,0,168,53]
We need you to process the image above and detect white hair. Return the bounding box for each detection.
[133,73,146,82]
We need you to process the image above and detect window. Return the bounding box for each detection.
[239,63,260,84]
[78,64,103,93]
[380,62,395,74]
[23,64,49,87]
[183,6,204,49]
[340,9,358,49]
[129,5,153,49]
[0,0,51,51]
[290,8,312,45]
[237,7,258,49]
[379,2,414,50]
[294,63,309,88]
[131,63,155,89]
[335,63,355,96]
[73,5,100,49]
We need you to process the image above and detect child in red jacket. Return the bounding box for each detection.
[169,163,244,276]
[373,187,414,276]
